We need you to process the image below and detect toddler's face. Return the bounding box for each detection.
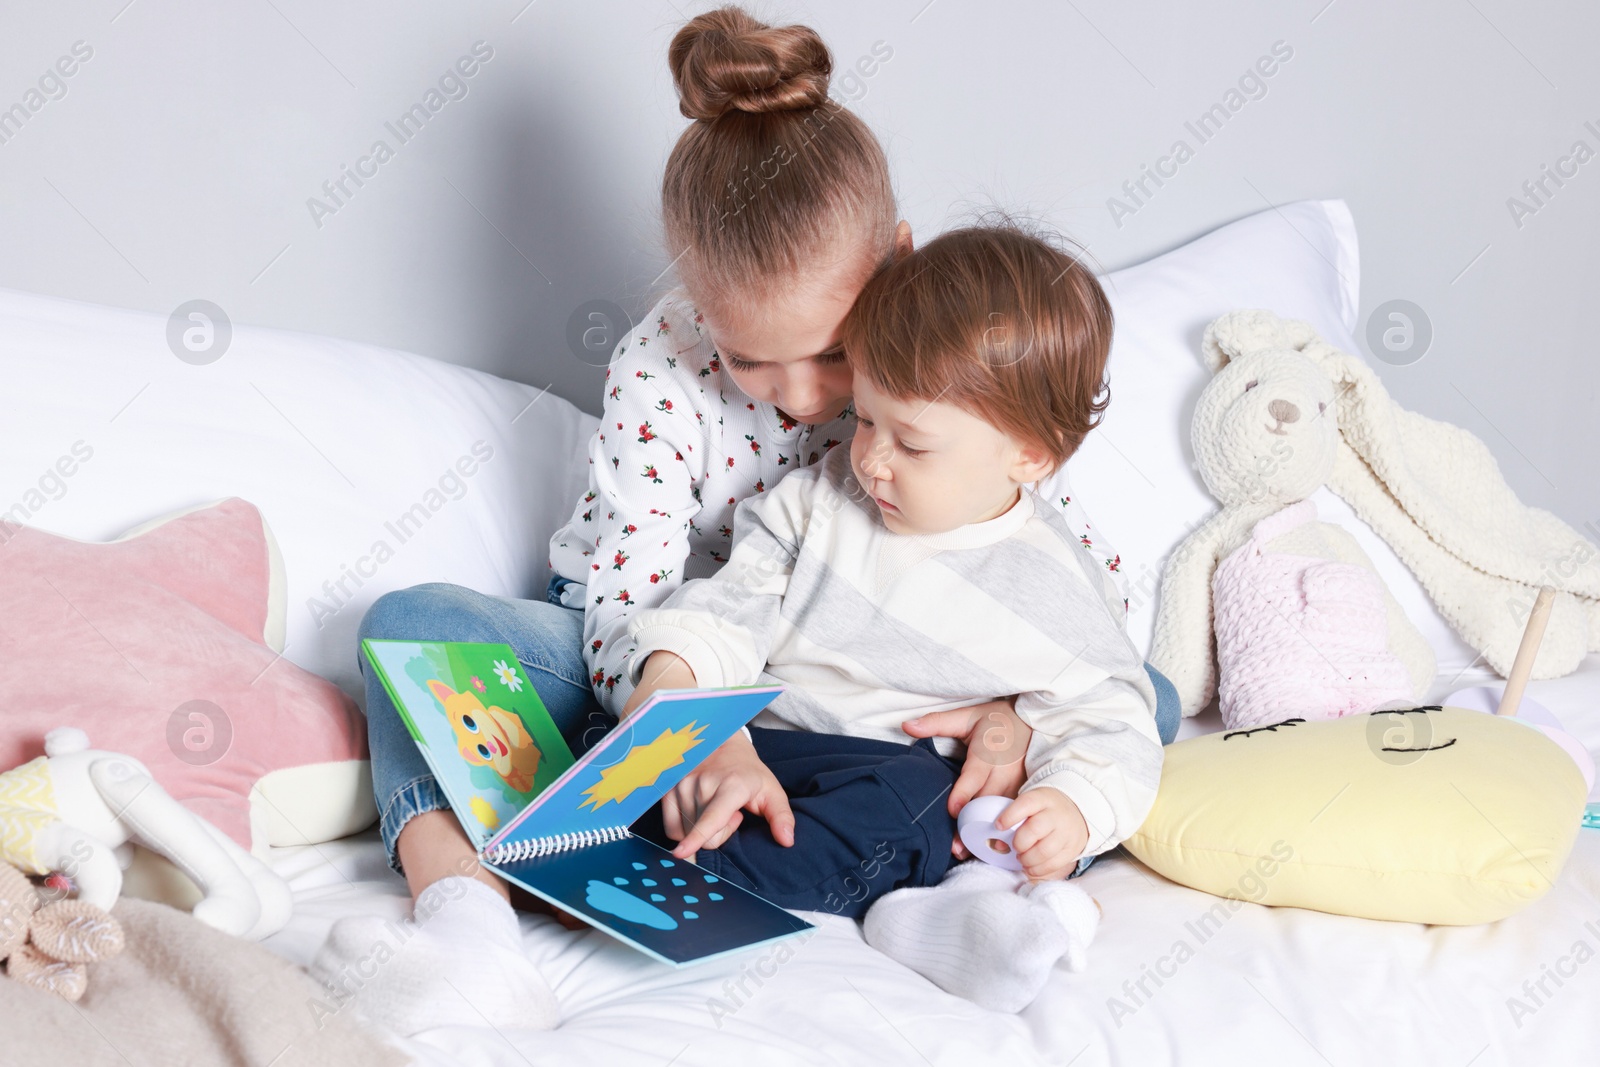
[848,373,1049,535]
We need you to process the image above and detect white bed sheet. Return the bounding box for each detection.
[264,660,1600,1067]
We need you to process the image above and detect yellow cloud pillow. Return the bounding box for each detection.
[1124,706,1588,924]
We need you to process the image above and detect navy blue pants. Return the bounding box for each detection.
[634,727,961,920]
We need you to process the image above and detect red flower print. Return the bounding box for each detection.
[614,589,633,604]
[755,479,765,492]
[745,434,761,455]
[609,385,621,400]
[642,464,662,483]
[591,639,603,652]
[656,399,674,413]
[1080,534,1093,548]
[674,451,684,461]
[1059,496,1071,507]
[718,525,732,538]
[656,315,670,336]
[777,413,798,432]
[592,667,605,685]
[635,370,656,381]
[1106,554,1121,572]
[638,422,656,443]
[746,402,755,410]
[622,523,637,537]
[612,550,629,570]
[726,457,736,469]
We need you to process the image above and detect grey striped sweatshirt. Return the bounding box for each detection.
[625,445,1162,856]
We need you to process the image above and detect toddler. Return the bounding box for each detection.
[622,224,1163,1010]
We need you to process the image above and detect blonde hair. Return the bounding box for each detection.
[842,225,1114,473]
[663,6,896,315]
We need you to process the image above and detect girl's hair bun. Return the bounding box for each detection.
[669,6,832,121]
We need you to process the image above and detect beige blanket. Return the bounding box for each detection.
[0,899,406,1067]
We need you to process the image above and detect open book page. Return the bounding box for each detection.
[488,833,813,967]
[486,685,783,853]
[362,639,576,851]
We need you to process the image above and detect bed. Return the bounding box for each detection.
[263,659,1600,1067]
[4,199,1595,1065]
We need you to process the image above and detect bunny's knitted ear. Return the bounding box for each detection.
[1201,309,1319,373]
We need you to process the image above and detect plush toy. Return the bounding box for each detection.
[0,860,125,1001]
[0,728,291,941]
[1152,310,1435,722]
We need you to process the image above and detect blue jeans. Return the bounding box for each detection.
[359,578,1182,876]
[359,577,613,873]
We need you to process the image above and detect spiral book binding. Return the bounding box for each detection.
[482,824,631,865]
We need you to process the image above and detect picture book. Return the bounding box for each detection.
[362,639,814,966]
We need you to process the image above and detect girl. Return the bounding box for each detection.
[313,6,1169,1035]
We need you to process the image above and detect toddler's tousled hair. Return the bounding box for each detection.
[841,225,1113,473]
[663,6,897,316]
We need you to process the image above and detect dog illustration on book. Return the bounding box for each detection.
[427,679,542,794]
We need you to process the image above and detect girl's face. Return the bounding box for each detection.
[696,224,913,426]
[699,283,858,426]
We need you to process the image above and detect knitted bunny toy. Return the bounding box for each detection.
[1150,310,1435,724]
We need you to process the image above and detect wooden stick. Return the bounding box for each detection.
[1497,587,1556,716]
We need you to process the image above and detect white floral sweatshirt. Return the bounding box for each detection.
[547,292,1129,720]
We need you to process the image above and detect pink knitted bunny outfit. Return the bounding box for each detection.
[1212,501,1415,729]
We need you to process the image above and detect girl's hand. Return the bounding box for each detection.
[902,697,1033,857]
[995,788,1089,882]
[663,730,795,858]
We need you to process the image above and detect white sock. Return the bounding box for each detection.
[862,861,1097,1013]
[310,876,559,1035]
[1020,878,1101,973]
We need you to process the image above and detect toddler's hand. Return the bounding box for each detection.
[663,730,795,859]
[903,697,1033,858]
[995,788,1089,882]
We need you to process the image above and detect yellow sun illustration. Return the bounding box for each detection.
[470,796,501,831]
[580,722,708,811]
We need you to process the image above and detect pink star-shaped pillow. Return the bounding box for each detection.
[0,498,366,848]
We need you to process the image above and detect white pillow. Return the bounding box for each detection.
[0,288,596,701]
[1074,199,1477,675]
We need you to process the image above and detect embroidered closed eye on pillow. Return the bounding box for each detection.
[1123,706,1587,925]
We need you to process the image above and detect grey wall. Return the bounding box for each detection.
[2,0,1595,531]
